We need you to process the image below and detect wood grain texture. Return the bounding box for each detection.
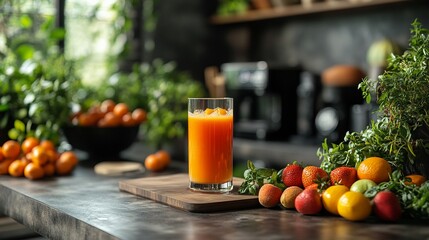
[119,173,259,212]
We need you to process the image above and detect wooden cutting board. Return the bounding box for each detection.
[118,173,260,213]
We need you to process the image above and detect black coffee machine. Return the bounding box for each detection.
[222,61,302,140]
[315,65,365,144]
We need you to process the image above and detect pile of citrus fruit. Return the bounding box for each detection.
[257,157,426,222]
[71,99,147,127]
[0,138,78,180]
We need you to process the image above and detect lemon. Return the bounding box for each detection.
[337,191,372,221]
[322,185,349,215]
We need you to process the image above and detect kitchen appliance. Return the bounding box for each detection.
[315,65,365,143]
[222,61,301,140]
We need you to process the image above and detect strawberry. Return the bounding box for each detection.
[295,188,323,215]
[282,162,303,188]
[305,179,330,193]
[373,190,402,222]
[330,166,358,188]
[302,165,328,188]
[305,183,319,190]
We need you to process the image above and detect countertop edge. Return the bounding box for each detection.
[0,184,118,240]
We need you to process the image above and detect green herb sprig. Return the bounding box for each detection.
[238,160,285,195]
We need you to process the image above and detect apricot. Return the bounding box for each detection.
[258,183,283,208]
[280,186,303,209]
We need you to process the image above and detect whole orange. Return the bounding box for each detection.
[39,140,56,152]
[113,103,129,118]
[0,147,4,162]
[155,150,171,167]
[43,163,56,177]
[21,137,40,154]
[100,99,116,113]
[357,157,392,184]
[24,162,45,180]
[0,159,14,175]
[2,140,21,159]
[8,159,26,177]
[132,108,147,123]
[98,112,121,127]
[78,112,98,126]
[405,174,426,186]
[46,149,60,164]
[55,151,78,175]
[31,146,49,166]
[144,153,168,172]
[121,113,137,126]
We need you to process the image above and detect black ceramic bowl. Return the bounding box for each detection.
[62,125,140,158]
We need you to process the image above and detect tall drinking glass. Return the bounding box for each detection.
[188,98,233,193]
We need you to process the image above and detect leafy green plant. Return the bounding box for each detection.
[0,53,81,144]
[0,0,81,144]
[216,0,249,16]
[238,160,285,195]
[318,20,429,177]
[318,117,410,173]
[365,170,429,219]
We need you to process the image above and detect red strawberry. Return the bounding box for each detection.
[373,190,402,222]
[305,183,319,190]
[302,166,328,188]
[282,162,303,188]
[330,166,358,188]
[295,188,322,215]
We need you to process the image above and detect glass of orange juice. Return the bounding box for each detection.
[188,98,233,193]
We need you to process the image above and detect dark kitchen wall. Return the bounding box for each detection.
[150,1,220,82]
[235,3,429,74]
[151,1,429,81]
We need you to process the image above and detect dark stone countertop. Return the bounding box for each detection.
[1,142,429,240]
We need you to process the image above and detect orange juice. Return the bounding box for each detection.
[188,109,233,185]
